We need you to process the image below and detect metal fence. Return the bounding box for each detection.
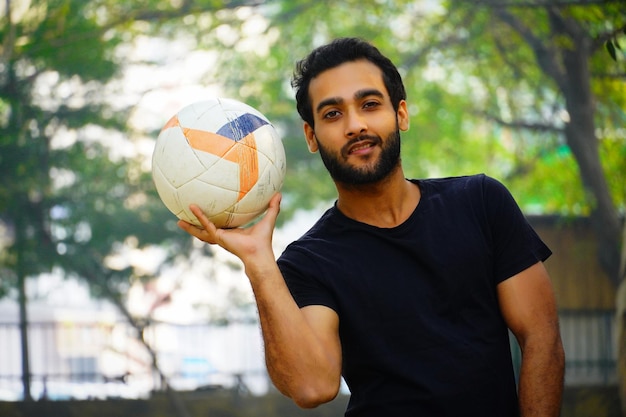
[0,310,618,401]
[0,320,268,401]
[559,309,618,385]
[509,309,617,386]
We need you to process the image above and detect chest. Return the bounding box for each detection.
[322,211,497,324]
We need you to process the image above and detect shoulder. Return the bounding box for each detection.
[414,174,511,206]
[278,206,341,263]
[415,173,505,191]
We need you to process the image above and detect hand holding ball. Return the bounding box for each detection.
[152,98,286,228]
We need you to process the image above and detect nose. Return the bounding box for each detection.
[345,109,367,138]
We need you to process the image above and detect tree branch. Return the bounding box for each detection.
[592,71,626,79]
[466,0,616,8]
[492,31,528,80]
[593,23,626,52]
[477,110,565,133]
[400,6,472,69]
[24,0,262,57]
[67,253,193,417]
[493,8,568,91]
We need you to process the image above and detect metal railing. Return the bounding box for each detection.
[0,310,617,401]
[509,309,617,386]
[0,320,268,400]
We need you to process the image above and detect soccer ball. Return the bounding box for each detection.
[152,98,286,229]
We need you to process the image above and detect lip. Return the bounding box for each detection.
[346,140,376,156]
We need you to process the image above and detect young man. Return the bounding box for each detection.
[178,37,565,416]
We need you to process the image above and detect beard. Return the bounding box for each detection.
[316,129,401,186]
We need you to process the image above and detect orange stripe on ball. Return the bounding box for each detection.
[185,128,236,158]
[232,134,259,202]
[161,115,179,132]
[185,127,259,202]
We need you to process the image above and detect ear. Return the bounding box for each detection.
[397,100,409,131]
[303,123,319,153]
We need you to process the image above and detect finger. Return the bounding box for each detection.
[259,193,282,229]
[189,204,218,233]
[177,208,220,244]
[178,219,220,244]
[269,192,282,208]
[177,219,202,238]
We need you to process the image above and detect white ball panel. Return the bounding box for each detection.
[193,145,228,170]
[255,127,287,181]
[271,138,287,179]
[208,211,239,229]
[176,100,225,132]
[152,163,184,215]
[154,126,206,187]
[216,211,259,229]
[175,180,239,227]
[253,125,282,159]
[195,157,241,193]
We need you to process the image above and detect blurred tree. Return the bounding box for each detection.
[434,3,625,410]
[0,0,254,405]
[450,0,624,282]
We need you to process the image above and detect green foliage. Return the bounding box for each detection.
[1,0,624,297]
[600,134,626,209]
[25,0,121,81]
[0,0,217,304]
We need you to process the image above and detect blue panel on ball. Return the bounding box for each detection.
[217,114,269,142]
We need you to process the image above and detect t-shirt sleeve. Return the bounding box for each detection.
[277,246,339,312]
[481,175,552,283]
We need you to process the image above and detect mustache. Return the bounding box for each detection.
[342,134,382,154]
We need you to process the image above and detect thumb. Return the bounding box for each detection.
[259,192,282,228]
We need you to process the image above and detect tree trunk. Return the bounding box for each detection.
[509,7,625,412]
[17,271,32,402]
[497,6,623,284]
[561,40,622,286]
[15,213,32,402]
[617,279,626,417]
[94,272,192,417]
[559,24,624,416]
[616,245,625,417]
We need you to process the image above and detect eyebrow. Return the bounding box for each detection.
[315,88,385,114]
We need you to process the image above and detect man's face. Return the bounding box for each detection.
[316,126,401,185]
[303,60,409,186]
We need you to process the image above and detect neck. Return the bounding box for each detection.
[335,167,420,228]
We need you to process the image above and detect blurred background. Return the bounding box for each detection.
[0,0,624,416]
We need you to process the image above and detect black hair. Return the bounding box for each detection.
[291,37,407,127]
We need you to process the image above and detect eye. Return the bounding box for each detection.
[363,100,380,109]
[323,110,341,119]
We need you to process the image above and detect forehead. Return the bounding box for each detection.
[308,60,387,106]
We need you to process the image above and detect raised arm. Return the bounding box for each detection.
[497,261,565,417]
[177,194,343,408]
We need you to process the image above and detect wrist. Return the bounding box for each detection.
[244,256,281,284]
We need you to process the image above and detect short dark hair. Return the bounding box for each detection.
[291,37,407,127]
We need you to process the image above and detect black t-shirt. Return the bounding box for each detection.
[277,174,551,417]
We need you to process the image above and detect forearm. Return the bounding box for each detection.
[497,263,565,416]
[517,334,565,417]
[178,198,341,407]
[178,197,340,406]
[245,261,341,407]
